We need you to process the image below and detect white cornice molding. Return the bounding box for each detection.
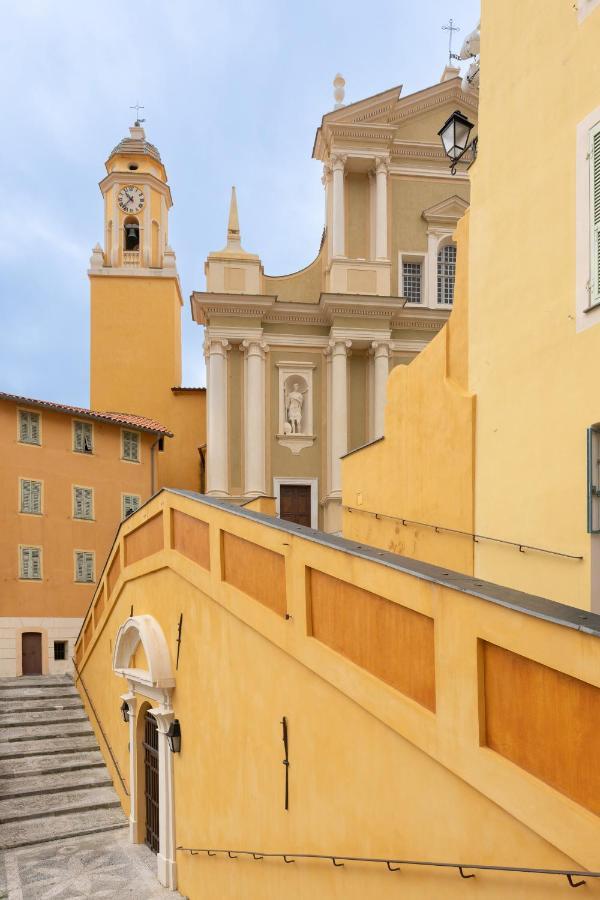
[99,171,173,207]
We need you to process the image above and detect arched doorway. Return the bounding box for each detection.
[144,708,160,853]
[22,633,42,675]
[113,615,177,890]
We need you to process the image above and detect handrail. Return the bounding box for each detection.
[177,846,598,888]
[72,657,129,796]
[343,505,584,560]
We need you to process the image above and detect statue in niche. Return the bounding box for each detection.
[285,381,308,434]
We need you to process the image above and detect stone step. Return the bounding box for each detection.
[0,696,84,712]
[0,687,79,701]
[0,784,120,824]
[0,734,98,759]
[0,676,73,689]
[0,765,112,799]
[0,805,127,850]
[0,748,104,777]
[0,708,87,727]
[0,721,93,743]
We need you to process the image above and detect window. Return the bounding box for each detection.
[437,244,457,305]
[122,429,140,462]
[73,486,94,520]
[75,550,95,583]
[19,410,41,445]
[403,261,423,303]
[54,640,67,661]
[73,421,93,453]
[122,493,141,519]
[20,546,42,580]
[589,122,600,309]
[588,427,600,532]
[20,478,42,515]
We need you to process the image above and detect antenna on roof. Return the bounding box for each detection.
[333,74,345,110]
[130,101,146,127]
[442,18,461,64]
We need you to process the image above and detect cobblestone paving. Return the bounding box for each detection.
[0,829,185,899]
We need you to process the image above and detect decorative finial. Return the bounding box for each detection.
[130,101,145,127]
[442,18,461,64]
[227,186,241,250]
[333,74,345,110]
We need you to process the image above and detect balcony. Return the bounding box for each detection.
[123,251,140,267]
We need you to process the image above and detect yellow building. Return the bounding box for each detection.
[0,391,170,676]
[343,2,600,613]
[194,69,477,532]
[89,122,206,493]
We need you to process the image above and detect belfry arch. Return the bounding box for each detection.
[113,615,177,890]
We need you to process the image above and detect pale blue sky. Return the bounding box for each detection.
[0,0,479,407]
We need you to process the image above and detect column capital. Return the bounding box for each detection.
[120,691,137,715]
[149,704,175,735]
[370,340,391,358]
[204,337,230,359]
[375,156,390,176]
[330,152,347,172]
[240,338,268,358]
[326,338,352,356]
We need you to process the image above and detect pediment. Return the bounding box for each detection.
[422,195,470,224]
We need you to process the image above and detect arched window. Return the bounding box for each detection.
[124,216,140,252]
[437,243,457,305]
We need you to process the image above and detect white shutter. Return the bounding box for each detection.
[590,123,600,305]
[74,487,84,518]
[75,551,84,581]
[19,412,29,442]
[31,480,41,513]
[85,552,95,582]
[83,488,93,519]
[74,422,83,452]
[123,493,140,518]
[19,411,40,444]
[29,413,40,444]
[123,430,140,461]
[21,546,41,579]
[31,549,40,579]
[21,479,31,512]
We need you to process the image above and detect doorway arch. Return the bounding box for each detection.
[113,616,177,890]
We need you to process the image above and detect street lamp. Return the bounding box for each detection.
[167,718,181,753]
[120,700,130,723]
[438,110,477,174]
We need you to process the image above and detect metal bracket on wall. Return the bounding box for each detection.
[175,613,183,670]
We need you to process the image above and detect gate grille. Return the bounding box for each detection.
[143,711,160,853]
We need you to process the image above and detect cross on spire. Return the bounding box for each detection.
[130,101,145,126]
[442,18,460,64]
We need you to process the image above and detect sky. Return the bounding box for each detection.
[0,0,479,407]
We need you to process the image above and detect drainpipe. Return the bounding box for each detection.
[150,436,164,495]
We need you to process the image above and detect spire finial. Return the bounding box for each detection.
[130,101,145,127]
[333,74,345,110]
[226,186,242,250]
[442,18,461,64]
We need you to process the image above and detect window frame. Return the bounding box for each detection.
[19,477,43,515]
[74,549,95,584]
[53,640,68,661]
[121,428,141,463]
[436,242,457,306]
[17,408,42,446]
[72,485,95,521]
[73,419,94,455]
[19,545,42,581]
[122,492,142,520]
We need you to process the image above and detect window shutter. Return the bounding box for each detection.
[590,124,600,305]
[74,487,83,518]
[29,413,40,444]
[31,480,41,513]
[85,489,93,518]
[19,412,29,442]
[74,422,83,452]
[76,552,84,581]
[21,479,31,512]
[85,552,94,582]
[123,494,140,518]
[31,549,40,579]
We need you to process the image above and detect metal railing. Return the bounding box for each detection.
[72,657,129,796]
[177,846,598,889]
[343,504,584,560]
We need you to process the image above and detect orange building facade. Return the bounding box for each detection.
[0,392,171,677]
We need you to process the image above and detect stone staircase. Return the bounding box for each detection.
[0,674,127,850]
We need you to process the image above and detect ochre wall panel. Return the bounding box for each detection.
[107,550,121,598]
[482,642,600,815]
[222,531,286,616]
[309,570,436,711]
[124,513,163,567]
[172,510,210,570]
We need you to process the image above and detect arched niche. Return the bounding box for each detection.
[113,615,175,691]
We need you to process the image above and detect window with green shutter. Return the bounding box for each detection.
[73,486,94,520]
[122,429,140,462]
[122,493,141,519]
[588,426,600,532]
[590,122,600,307]
[75,551,95,583]
[18,410,41,445]
[73,421,93,453]
[20,546,42,580]
[20,479,42,514]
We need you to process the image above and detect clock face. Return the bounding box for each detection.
[118,185,145,214]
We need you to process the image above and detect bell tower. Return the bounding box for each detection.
[89,121,183,423]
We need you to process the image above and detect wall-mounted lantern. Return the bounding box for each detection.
[438,109,477,175]
[120,700,130,723]
[167,718,181,753]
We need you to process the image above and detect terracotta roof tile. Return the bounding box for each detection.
[0,391,173,436]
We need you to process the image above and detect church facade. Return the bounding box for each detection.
[194,66,477,531]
